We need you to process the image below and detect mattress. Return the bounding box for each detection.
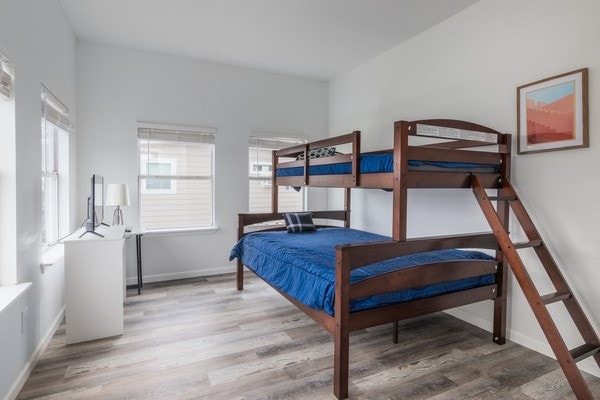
[230,228,495,315]
[276,153,499,177]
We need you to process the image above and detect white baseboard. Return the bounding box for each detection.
[125,265,236,286]
[445,308,600,378]
[4,307,65,400]
[444,308,492,333]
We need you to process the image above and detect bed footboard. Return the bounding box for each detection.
[332,233,503,399]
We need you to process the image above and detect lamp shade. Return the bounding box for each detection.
[105,184,130,207]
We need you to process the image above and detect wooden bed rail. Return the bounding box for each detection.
[350,259,499,299]
[273,130,361,189]
[275,131,360,158]
[348,286,498,333]
[407,146,503,165]
[337,232,499,270]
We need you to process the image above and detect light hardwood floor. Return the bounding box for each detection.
[17,274,600,400]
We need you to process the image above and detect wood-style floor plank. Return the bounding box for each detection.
[17,273,600,399]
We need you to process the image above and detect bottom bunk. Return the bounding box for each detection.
[230,228,496,316]
[230,212,506,399]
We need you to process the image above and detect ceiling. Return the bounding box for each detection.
[58,0,480,81]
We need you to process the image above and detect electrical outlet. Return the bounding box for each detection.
[21,306,28,335]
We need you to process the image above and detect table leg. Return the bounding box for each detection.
[136,234,143,295]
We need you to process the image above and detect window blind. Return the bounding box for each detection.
[41,85,74,132]
[137,127,215,144]
[248,136,304,150]
[0,61,12,99]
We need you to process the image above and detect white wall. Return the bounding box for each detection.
[0,0,77,399]
[330,0,600,376]
[76,42,329,283]
[2,1,596,398]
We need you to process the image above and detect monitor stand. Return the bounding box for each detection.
[79,213,105,238]
[79,230,104,238]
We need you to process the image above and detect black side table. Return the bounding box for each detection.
[135,231,143,294]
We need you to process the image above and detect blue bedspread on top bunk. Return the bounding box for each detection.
[276,153,498,177]
[229,228,495,316]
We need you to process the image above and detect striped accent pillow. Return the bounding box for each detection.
[283,212,315,233]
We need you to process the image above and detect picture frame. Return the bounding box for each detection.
[517,68,588,154]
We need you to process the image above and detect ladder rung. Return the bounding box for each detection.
[513,240,543,249]
[570,343,600,363]
[540,291,572,305]
[487,195,517,201]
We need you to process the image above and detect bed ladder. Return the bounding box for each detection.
[471,175,600,399]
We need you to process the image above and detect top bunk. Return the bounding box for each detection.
[273,119,511,190]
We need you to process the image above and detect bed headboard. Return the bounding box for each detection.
[404,119,509,145]
[237,210,349,239]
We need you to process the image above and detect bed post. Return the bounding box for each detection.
[237,214,245,291]
[344,188,351,228]
[392,121,409,241]
[492,133,512,345]
[334,246,351,399]
[271,149,279,213]
[351,130,360,186]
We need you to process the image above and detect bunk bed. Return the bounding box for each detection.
[230,119,512,399]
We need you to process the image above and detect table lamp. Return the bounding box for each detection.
[105,183,130,225]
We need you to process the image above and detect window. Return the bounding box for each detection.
[41,85,71,247]
[0,55,16,286]
[138,125,215,230]
[143,160,176,193]
[248,136,305,213]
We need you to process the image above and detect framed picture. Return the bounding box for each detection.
[517,68,588,154]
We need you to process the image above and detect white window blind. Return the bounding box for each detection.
[41,85,74,132]
[137,127,215,144]
[138,126,216,230]
[248,137,305,150]
[248,135,305,213]
[0,60,13,99]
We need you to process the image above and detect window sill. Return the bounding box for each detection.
[42,242,64,263]
[140,226,219,238]
[0,282,33,317]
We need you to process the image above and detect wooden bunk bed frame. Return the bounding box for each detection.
[235,119,513,399]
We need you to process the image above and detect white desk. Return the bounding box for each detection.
[64,225,126,344]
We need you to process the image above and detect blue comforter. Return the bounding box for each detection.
[276,153,498,177]
[230,228,495,316]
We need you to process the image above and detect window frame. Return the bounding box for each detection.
[137,123,216,232]
[248,135,307,213]
[41,121,59,246]
[0,52,17,287]
[41,86,71,249]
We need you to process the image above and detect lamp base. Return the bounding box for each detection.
[112,206,124,225]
